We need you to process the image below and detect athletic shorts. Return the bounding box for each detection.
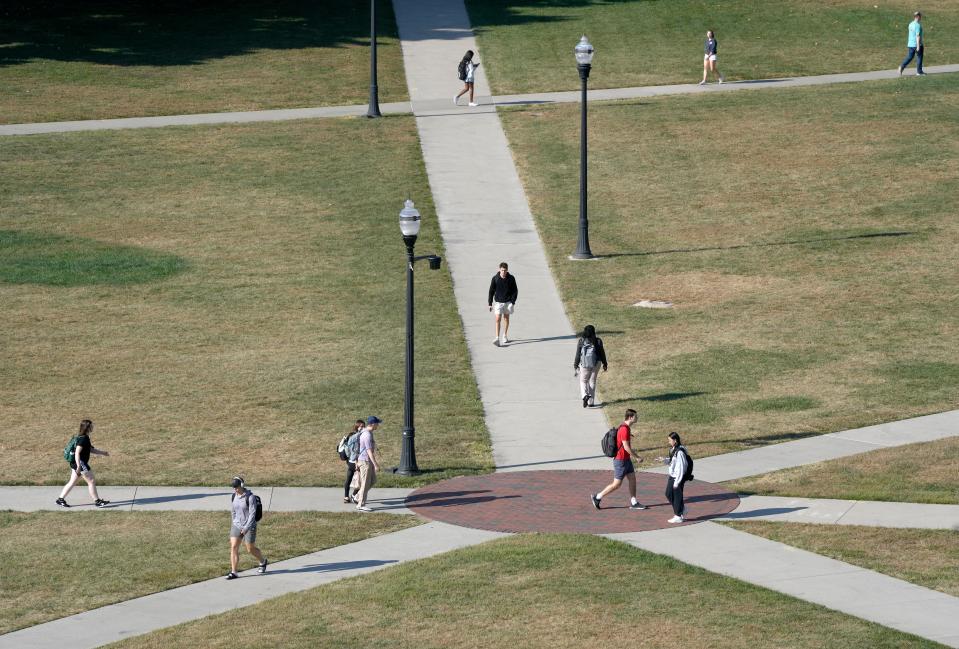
[69,462,92,475]
[613,458,635,480]
[705,54,717,62]
[492,301,514,316]
[231,525,257,543]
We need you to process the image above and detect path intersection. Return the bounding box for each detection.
[3,0,959,647]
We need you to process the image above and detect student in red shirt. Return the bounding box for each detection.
[591,409,647,510]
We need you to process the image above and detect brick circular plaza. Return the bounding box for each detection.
[405,470,740,534]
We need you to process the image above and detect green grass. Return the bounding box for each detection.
[728,437,959,504]
[499,74,959,461]
[107,534,940,648]
[466,0,959,94]
[722,522,959,597]
[0,116,493,487]
[0,0,407,124]
[0,510,418,634]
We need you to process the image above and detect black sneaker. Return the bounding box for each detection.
[590,494,601,510]
[55,497,69,508]
[94,499,110,508]
[257,558,269,574]
[629,502,647,510]
[225,572,238,580]
[582,395,590,408]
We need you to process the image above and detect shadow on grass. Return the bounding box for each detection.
[602,231,916,259]
[604,392,707,407]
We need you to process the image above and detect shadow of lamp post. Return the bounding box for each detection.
[396,199,442,476]
[571,35,595,260]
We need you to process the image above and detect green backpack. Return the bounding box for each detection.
[63,435,80,463]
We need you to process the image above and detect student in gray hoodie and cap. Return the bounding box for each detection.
[226,476,267,580]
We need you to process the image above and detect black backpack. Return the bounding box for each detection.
[457,59,467,81]
[601,427,620,458]
[233,491,263,522]
[678,446,694,482]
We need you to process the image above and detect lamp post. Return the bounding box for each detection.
[571,35,595,259]
[396,199,442,476]
[367,0,382,118]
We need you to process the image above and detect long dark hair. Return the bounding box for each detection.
[581,324,597,345]
[78,419,93,436]
[668,431,682,458]
[462,49,474,63]
[352,419,365,433]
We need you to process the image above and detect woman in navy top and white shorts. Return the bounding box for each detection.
[700,30,725,85]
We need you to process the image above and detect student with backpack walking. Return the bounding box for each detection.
[355,416,382,512]
[657,432,693,524]
[591,409,646,511]
[454,50,480,107]
[573,324,608,408]
[56,419,110,508]
[339,419,365,503]
[226,476,267,580]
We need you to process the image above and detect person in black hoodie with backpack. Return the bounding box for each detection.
[573,324,608,408]
[658,432,693,524]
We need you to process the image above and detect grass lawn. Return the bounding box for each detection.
[723,521,959,597]
[466,0,959,94]
[0,510,417,634]
[108,534,939,648]
[0,0,406,124]
[728,437,959,504]
[0,116,493,487]
[499,75,959,462]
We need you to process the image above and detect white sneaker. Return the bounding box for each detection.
[493,337,500,347]
[501,337,510,345]
[698,80,706,85]
[453,96,459,105]
[468,102,478,107]
[668,515,684,524]
[718,76,725,84]
[356,505,372,512]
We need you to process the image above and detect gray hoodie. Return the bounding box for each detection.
[231,489,258,532]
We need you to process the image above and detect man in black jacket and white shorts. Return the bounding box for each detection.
[487,262,518,347]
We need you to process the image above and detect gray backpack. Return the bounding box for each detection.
[581,340,597,369]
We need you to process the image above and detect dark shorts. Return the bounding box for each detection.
[613,458,634,480]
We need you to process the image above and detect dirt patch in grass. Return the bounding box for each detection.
[501,75,959,463]
[723,522,959,596]
[0,510,418,634]
[728,437,959,504]
[109,534,939,649]
[0,117,492,486]
[0,0,407,123]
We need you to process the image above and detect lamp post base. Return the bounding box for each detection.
[395,426,420,476]
[569,251,596,260]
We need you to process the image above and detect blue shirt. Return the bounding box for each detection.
[704,38,717,56]
[908,20,922,48]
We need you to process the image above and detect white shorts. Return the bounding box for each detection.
[492,301,514,316]
[705,54,717,62]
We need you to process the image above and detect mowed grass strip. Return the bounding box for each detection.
[0,0,406,124]
[0,116,492,486]
[108,534,940,649]
[722,521,959,597]
[467,0,959,94]
[0,510,418,634]
[728,437,959,504]
[500,74,959,461]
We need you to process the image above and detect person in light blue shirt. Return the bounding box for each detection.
[899,11,925,76]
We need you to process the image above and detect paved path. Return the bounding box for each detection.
[610,523,959,648]
[393,0,610,471]
[719,495,959,530]
[0,521,507,649]
[3,65,956,136]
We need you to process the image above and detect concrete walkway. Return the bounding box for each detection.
[720,495,959,530]
[3,65,956,136]
[0,521,506,649]
[393,0,610,471]
[610,523,959,648]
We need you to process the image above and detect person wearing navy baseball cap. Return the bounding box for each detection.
[355,417,382,511]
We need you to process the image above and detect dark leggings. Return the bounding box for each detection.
[344,461,357,497]
[665,477,686,516]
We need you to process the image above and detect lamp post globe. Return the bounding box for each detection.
[572,35,595,260]
[398,198,421,475]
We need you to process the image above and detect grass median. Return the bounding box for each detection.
[728,437,959,504]
[467,0,959,94]
[500,74,959,461]
[0,510,418,634]
[722,521,959,596]
[0,0,407,124]
[108,534,940,649]
[0,116,493,486]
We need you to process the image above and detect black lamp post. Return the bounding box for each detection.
[367,0,382,118]
[571,35,595,259]
[396,199,442,476]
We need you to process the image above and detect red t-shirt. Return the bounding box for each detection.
[615,424,631,461]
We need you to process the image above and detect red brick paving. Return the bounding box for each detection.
[405,470,740,534]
